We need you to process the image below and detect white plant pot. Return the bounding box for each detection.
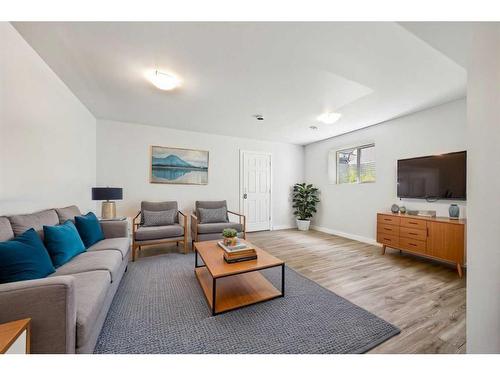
[296,219,311,231]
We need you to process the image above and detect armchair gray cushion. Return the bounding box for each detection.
[198,207,228,224]
[197,222,243,234]
[0,217,14,241]
[8,209,59,239]
[135,224,184,241]
[55,205,81,223]
[141,201,178,224]
[142,209,176,227]
[195,200,229,221]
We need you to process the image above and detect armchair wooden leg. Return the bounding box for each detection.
[457,263,463,278]
[132,244,136,262]
[184,240,188,254]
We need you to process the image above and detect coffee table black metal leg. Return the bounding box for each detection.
[212,277,217,316]
[195,249,198,268]
[281,263,285,297]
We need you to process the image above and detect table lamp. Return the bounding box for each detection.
[92,187,123,219]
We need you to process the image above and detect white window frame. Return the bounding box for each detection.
[335,143,376,184]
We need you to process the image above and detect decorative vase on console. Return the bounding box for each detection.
[449,204,460,219]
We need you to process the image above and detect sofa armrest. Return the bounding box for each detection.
[100,220,129,239]
[0,276,76,353]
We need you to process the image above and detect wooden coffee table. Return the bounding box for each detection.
[194,240,285,315]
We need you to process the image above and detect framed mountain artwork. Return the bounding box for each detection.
[150,146,209,185]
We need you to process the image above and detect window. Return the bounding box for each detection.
[336,144,376,184]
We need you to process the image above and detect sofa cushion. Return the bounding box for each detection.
[55,205,81,223]
[197,222,243,234]
[8,209,59,239]
[142,209,176,227]
[72,270,111,349]
[88,238,130,259]
[75,212,104,248]
[141,201,178,224]
[51,250,122,282]
[135,224,183,241]
[43,221,86,268]
[0,228,55,284]
[0,217,14,242]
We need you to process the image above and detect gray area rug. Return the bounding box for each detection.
[94,253,399,353]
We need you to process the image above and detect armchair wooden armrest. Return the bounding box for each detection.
[190,213,199,243]
[132,211,141,262]
[132,211,141,226]
[178,211,188,253]
[228,210,246,239]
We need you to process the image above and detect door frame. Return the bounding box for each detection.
[239,150,273,232]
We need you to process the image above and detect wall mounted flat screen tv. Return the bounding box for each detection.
[397,151,467,200]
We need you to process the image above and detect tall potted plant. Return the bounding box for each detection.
[292,183,320,231]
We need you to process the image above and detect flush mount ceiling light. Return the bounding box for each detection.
[317,112,342,124]
[147,70,180,91]
[309,125,318,131]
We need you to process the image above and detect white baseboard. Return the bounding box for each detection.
[271,224,297,231]
[311,225,380,246]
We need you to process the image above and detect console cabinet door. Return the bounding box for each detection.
[426,222,464,263]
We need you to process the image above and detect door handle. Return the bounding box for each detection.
[243,193,247,199]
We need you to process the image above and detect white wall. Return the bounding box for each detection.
[96,119,304,230]
[0,23,96,215]
[304,98,466,243]
[466,24,500,353]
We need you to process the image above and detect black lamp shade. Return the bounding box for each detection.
[91,187,123,201]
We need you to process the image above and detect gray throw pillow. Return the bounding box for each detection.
[142,209,176,227]
[198,207,228,224]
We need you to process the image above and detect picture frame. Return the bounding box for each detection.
[150,145,209,185]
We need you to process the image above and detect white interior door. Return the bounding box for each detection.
[240,151,272,232]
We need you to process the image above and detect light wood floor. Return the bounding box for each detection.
[247,229,466,354]
[138,229,466,354]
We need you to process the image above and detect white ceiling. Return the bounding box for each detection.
[12,22,467,145]
[399,22,476,69]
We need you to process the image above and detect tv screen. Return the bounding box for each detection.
[397,151,467,200]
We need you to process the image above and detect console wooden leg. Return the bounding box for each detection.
[457,263,463,278]
[382,245,386,255]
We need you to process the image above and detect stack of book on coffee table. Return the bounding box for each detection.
[217,240,257,263]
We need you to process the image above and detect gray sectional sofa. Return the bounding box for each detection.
[0,205,130,354]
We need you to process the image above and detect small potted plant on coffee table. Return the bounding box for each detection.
[222,228,238,246]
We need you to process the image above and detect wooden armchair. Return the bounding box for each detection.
[132,201,188,261]
[190,200,246,247]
